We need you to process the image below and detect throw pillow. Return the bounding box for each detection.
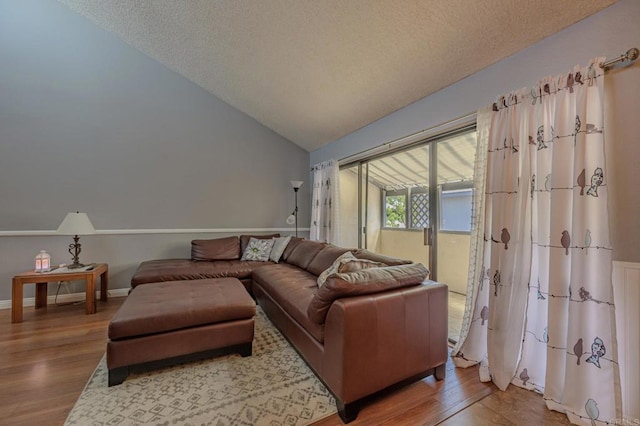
[316,252,386,287]
[191,237,240,261]
[269,236,292,263]
[317,252,354,287]
[337,257,386,273]
[308,263,430,324]
[241,237,275,262]
[239,234,280,254]
[352,249,413,266]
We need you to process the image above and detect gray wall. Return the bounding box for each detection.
[0,0,309,300]
[311,0,640,263]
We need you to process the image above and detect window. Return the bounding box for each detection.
[384,190,406,228]
[383,187,429,229]
[439,182,473,232]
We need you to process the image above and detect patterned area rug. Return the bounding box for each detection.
[65,308,336,425]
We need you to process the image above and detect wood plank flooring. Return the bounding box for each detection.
[0,298,570,425]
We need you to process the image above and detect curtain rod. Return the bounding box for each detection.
[315,47,638,169]
[602,47,639,71]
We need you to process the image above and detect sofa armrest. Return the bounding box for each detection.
[322,281,448,404]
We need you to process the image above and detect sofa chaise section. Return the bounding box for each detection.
[131,258,271,291]
[131,235,279,292]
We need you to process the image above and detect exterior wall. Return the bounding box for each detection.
[378,230,470,294]
[337,167,383,252]
[379,230,429,267]
[437,233,471,294]
[365,182,382,253]
[338,168,359,249]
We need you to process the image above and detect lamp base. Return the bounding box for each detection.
[67,235,84,269]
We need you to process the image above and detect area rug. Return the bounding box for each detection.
[65,308,336,425]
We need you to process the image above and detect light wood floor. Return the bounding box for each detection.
[0,297,570,426]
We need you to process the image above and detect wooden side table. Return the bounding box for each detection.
[12,263,109,323]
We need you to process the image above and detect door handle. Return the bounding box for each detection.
[423,227,433,246]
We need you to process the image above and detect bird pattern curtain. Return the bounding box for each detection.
[310,159,340,245]
[452,58,620,425]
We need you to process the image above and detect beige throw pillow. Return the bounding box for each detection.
[308,263,430,324]
[269,236,292,263]
[316,252,386,287]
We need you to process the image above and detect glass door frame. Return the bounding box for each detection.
[340,124,477,281]
[428,140,437,279]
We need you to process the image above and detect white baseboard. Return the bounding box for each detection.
[0,288,129,310]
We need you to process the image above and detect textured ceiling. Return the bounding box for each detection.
[58,0,615,152]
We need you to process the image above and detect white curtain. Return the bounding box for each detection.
[453,59,620,424]
[310,159,340,245]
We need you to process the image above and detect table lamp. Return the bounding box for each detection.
[57,212,96,269]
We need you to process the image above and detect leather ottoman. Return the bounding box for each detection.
[107,277,256,386]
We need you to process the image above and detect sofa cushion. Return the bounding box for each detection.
[131,259,272,287]
[306,244,352,276]
[252,263,325,342]
[241,237,275,261]
[286,240,326,270]
[269,236,292,263]
[281,237,304,262]
[240,234,280,253]
[191,236,240,261]
[307,263,429,324]
[353,249,414,266]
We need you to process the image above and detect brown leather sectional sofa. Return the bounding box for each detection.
[130,234,449,423]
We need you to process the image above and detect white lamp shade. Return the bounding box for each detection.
[57,212,96,235]
[290,180,304,189]
[286,214,296,225]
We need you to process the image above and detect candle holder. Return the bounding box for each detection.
[35,250,51,273]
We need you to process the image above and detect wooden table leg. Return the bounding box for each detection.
[100,270,108,302]
[12,277,23,323]
[85,275,96,315]
[35,282,48,309]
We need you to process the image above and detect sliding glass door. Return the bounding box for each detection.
[338,164,360,248]
[365,144,432,268]
[338,128,476,342]
[435,133,476,294]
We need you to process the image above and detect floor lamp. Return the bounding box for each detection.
[286,180,303,237]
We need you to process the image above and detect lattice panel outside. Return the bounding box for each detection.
[411,192,429,228]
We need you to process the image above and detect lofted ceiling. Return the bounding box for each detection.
[58,0,615,152]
